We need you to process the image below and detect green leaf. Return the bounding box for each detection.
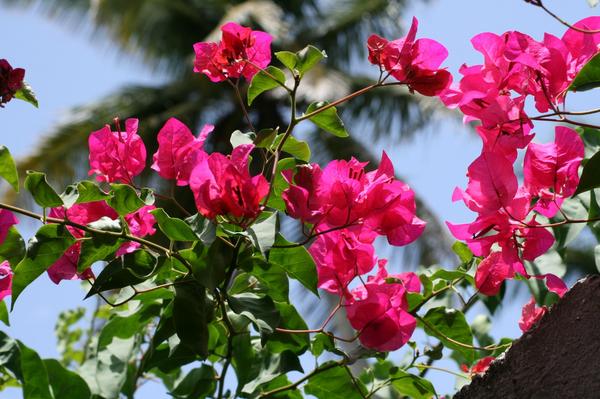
[241,350,303,394]
[269,234,318,296]
[95,316,143,398]
[151,208,199,241]
[44,359,91,399]
[78,234,123,273]
[173,282,210,357]
[0,301,9,326]
[421,307,475,364]
[304,363,367,399]
[14,82,38,107]
[24,171,63,208]
[574,150,600,195]
[295,45,327,76]
[268,303,309,355]
[274,46,326,77]
[248,66,286,105]
[311,333,335,357]
[390,370,436,399]
[228,293,280,337]
[0,146,19,192]
[452,241,473,264]
[107,184,146,215]
[271,134,311,162]
[19,342,53,399]
[247,212,277,255]
[275,51,299,71]
[305,101,349,138]
[181,240,230,290]
[170,364,216,399]
[569,52,600,92]
[0,227,26,267]
[85,250,159,297]
[185,214,216,245]
[60,181,110,208]
[266,158,296,211]
[12,225,75,309]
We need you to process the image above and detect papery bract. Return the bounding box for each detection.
[46,242,93,285]
[116,205,157,256]
[0,59,24,106]
[308,229,376,295]
[524,126,584,217]
[0,209,18,245]
[462,356,495,376]
[519,296,547,332]
[151,117,214,186]
[189,144,268,222]
[367,17,451,96]
[0,261,12,301]
[345,262,420,351]
[193,22,272,82]
[89,118,146,184]
[283,152,425,247]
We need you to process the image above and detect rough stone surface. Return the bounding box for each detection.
[455,275,600,399]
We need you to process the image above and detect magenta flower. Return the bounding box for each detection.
[0,59,25,107]
[0,209,18,245]
[562,17,600,79]
[193,22,273,82]
[116,205,157,256]
[524,126,584,217]
[0,261,13,301]
[345,261,420,351]
[189,144,269,222]
[47,201,156,284]
[151,118,214,186]
[283,152,425,247]
[88,118,147,184]
[519,296,547,332]
[308,229,377,296]
[367,17,452,96]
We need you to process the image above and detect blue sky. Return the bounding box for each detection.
[0,0,598,397]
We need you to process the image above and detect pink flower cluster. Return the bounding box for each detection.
[193,22,272,83]
[0,210,18,301]
[445,19,600,297]
[519,296,547,332]
[47,202,156,284]
[89,117,268,224]
[367,17,452,96]
[283,153,425,351]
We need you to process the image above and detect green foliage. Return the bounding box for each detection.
[173,282,211,358]
[574,149,600,195]
[11,225,75,309]
[14,83,38,108]
[107,184,151,215]
[151,208,199,241]
[305,102,349,138]
[272,134,311,162]
[0,146,19,192]
[421,307,475,364]
[0,227,25,267]
[304,364,367,399]
[60,181,110,208]
[275,45,327,77]
[269,234,318,296]
[248,66,286,105]
[24,171,63,208]
[569,52,600,92]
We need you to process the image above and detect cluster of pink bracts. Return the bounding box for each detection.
[0,15,598,354]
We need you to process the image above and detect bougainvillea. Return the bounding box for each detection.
[1,4,600,398]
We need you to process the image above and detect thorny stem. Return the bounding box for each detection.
[228,78,256,132]
[271,221,360,248]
